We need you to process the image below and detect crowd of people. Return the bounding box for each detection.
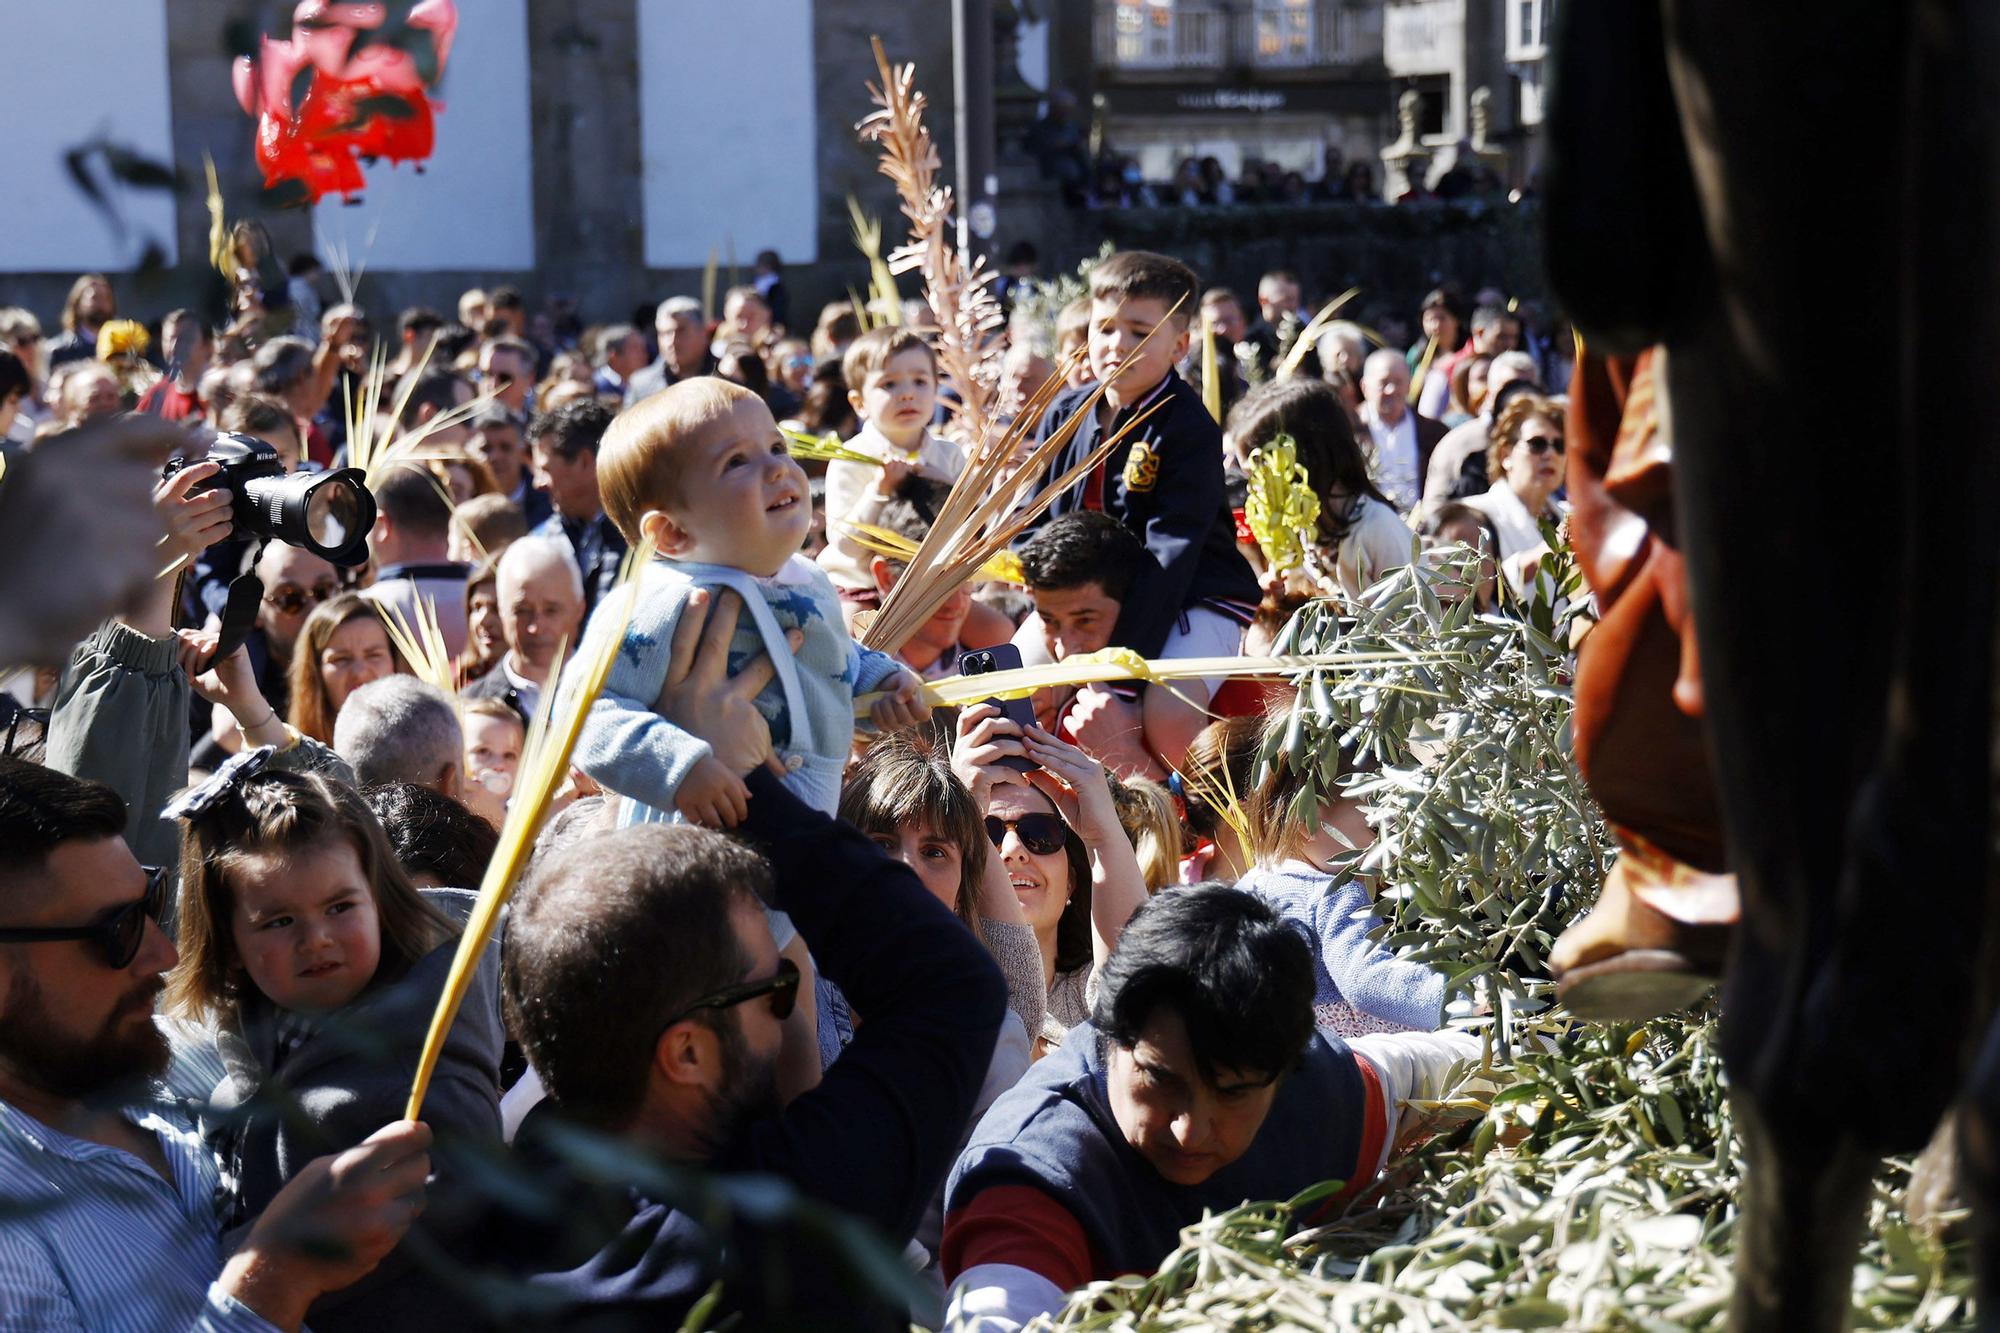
[0,243,1573,1330]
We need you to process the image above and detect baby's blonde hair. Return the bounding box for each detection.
[597,377,762,547]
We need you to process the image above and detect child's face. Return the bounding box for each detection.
[465,712,523,787]
[851,347,937,446]
[656,395,811,576]
[1057,328,1094,389]
[1087,295,1191,403]
[228,838,382,1013]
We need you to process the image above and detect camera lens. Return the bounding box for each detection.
[306,480,365,551]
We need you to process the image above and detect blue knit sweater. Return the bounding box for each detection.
[1235,862,1448,1032]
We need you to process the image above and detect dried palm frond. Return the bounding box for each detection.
[204,153,230,278]
[702,246,719,327]
[857,327,1172,655]
[857,36,1005,447]
[1276,287,1360,381]
[323,219,379,308]
[406,534,656,1120]
[1409,333,1440,408]
[835,519,1021,584]
[374,592,456,693]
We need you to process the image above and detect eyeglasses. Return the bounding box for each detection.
[985,812,1068,856]
[4,706,51,759]
[1521,435,1566,456]
[658,957,801,1033]
[263,580,341,616]
[0,865,168,969]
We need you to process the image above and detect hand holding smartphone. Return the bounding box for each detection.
[960,644,1038,774]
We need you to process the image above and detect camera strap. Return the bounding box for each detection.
[206,569,263,671]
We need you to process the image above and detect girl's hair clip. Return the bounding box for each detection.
[163,745,278,823]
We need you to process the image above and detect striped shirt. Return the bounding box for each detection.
[0,1094,276,1331]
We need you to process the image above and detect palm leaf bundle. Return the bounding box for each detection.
[1243,433,1322,576]
[374,592,456,693]
[857,36,1005,447]
[405,535,655,1120]
[834,518,1022,584]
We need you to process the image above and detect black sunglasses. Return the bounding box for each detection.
[0,865,168,969]
[658,957,801,1033]
[4,706,51,759]
[1521,434,1566,456]
[985,812,1068,857]
[263,580,342,616]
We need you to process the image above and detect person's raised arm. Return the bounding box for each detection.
[656,609,1005,1242]
[1020,725,1148,975]
[0,417,179,665]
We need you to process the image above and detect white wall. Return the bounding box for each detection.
[638,1,819,268]
[0,0,177,271]
[313,0,536,271]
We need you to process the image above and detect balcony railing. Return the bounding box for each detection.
[1094,0,1384,72]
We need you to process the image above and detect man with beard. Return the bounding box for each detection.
[0,757,434,1330]
[477,591,1008,1328]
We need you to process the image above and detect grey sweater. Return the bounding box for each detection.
[1235,861,1449,1032]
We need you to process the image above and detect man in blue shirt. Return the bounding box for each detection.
[0,758,432,1331]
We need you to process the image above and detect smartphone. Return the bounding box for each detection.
[961,644,1038,774]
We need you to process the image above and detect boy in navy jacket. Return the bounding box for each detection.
[1014,251,1260,775]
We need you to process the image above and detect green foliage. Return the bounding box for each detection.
[1262,545,1601,1050]
[1008,241,1114,348]
[1026,549,1977,1332]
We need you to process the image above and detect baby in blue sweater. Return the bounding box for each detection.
[572,378,929,828]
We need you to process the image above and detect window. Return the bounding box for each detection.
[1507,0,1553,60]
[1110,0,1177,67]
[1254,0,1315,65]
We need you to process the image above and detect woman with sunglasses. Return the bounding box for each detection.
[951,702,1150,1054]
[1465,390,1570,595]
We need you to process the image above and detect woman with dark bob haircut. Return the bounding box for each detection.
[1228,377,1415,599]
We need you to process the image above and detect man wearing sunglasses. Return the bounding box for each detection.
[477,592,1008,1328]
[188,541,340,766]
[942,888,1481,1331]
[0,757,433,1330]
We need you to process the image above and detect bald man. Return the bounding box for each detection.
[1359,349,1449,515]
[462,535,584,718]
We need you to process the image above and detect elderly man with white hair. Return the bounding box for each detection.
[334,674,465,795]
[1420,350,1543,513]
[1359,349,1450,515]
[628,296,720,403]
[462,535,585,717]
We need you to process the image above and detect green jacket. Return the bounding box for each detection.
[47,621,353,870]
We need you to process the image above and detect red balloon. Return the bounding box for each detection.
[235,0,458,204]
